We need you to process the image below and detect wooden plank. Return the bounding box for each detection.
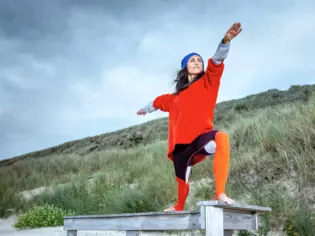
[255,214,259,229]
[223,211,257,230]
[66,230,77,236]
[126,231,139,236]
[204,206,223,236]
[64,210,199,219]
[200,205,205,229]
[64,211,201,231]
[63,202,271,232]
[200,208,257,230]
[64,210,258,231]
[224,231,233,236]
[197,201,271,213]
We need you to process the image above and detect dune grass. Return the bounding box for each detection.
[1,96,315,235]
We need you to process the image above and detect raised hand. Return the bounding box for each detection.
[223,22,242,43]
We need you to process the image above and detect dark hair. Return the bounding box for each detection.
[172,67,205,94]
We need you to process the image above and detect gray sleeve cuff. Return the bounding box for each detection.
[212,41,230,65]
[142,101,157,113]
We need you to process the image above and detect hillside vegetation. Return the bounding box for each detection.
[0,84,314,235]
[0,84,313,166]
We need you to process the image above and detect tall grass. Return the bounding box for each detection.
[0,96,315,235]
[0,141,177,217]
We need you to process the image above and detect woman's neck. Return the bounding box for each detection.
[188,74,196,82]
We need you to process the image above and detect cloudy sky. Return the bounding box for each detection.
[0,0,314,160]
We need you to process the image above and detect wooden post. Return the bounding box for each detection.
[204,206,224,236]
[198,200,272,236]
[66,230,77,236]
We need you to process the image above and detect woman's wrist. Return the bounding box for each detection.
[222,36,231,44]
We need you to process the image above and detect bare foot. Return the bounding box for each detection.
[218,193,235,205]
[163,205,184,212]
[163,206,176,212]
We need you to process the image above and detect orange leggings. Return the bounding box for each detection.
[172,130,230,211]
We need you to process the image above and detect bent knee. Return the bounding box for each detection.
[204,131,229,155]
[215,131,229,142]
[204,140,216,154]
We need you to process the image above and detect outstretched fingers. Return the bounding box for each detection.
[225,22,242,41]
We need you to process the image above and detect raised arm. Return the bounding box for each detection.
[204,22,242,89]
[212,40,230,65]
[203,41,230,89]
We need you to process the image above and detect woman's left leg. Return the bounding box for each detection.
[203,131,234,204]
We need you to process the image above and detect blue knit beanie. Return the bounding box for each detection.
[181,52,204,69]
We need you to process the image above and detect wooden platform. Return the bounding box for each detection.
[64,200,272,236]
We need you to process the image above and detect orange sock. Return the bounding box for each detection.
[213,131,230,200]
[173,177,189,210]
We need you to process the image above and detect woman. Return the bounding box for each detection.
[136,22,242,212]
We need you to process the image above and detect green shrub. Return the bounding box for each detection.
[285,208,315,236]
[14,203,75,229]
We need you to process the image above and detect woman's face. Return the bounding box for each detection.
[186,55,203,75]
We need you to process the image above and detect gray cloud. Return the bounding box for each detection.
[0,0,182,159]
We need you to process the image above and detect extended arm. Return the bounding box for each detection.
[141,101,157,113]
[136,93,174,115]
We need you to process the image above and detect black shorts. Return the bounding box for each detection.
[172,130,218,181]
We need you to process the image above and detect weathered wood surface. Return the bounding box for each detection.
[224,231,233,236]
[64,211,201,231]
[126,231,139,236]
[198,200,272,213]
[64,210,258,231]
[66,230,77,236]
[63,201,272,235]
[222,211,257,230]
[64,210,199,219]
[204,206,223,236]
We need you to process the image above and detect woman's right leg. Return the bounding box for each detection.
[164,145,192,212]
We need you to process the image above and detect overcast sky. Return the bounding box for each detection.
[0,0,314,160]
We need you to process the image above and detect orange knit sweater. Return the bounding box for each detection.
[153,58,224,162]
